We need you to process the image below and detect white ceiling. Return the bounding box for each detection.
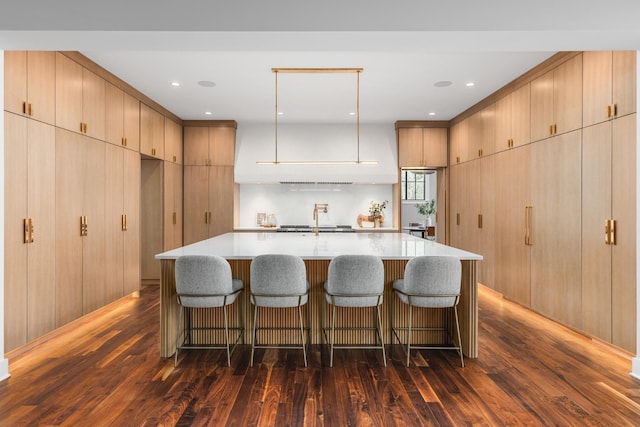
[1,1,640,124]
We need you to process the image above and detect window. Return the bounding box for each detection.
[401,170,426,200]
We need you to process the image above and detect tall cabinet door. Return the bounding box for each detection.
[208,166,235,238]
[164,161,183,250]
[82,136,106,314]
[4,114,56,351]
[530,130,582,328]
[581,122,612,341]
[494,145,531,306]
[105,144,125,303]
[26,119,57,339]
[4,112,29,350]
[55,129,85,326]
[611,113,636,352]
[478,156,496,288]
[183,166,210,245]
[123,149,141,295]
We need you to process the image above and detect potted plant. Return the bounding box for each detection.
[416,199,436,226]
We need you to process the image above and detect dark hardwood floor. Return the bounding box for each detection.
[1,284,639,426]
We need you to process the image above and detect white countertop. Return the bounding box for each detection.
[156,232,482,261]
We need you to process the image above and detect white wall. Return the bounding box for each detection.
[0,50,9,382]
[238,183,394,227]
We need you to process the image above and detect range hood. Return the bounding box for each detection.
[234,123,399,184]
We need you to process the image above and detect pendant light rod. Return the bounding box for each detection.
[258,67,377,165]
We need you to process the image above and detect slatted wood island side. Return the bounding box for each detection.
[156,232,482,358]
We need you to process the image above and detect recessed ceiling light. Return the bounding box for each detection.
[277,111,284,116]
[434,80,452,88]
[198,80,216,87]
[466,82,476,87]
[170,81,180,87]
[428,112,436,116]
[348,112,356,116]
[205,111,212,115]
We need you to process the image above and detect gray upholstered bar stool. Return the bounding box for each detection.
[174,255,245,367]
[323,254,386,367]
[250,254,310,367]
[391,256,464,367]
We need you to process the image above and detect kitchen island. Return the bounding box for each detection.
[156,232,482,358]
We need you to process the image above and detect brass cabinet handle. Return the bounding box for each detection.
[606,219,617,245]
[525,206,533,246]
[80,216,88,236]
[24,218,35,243]
[122,214,127,231]
[173,212,177,225]
[456,213,461,226]
[152,148,157,156]
[478,214,483,229]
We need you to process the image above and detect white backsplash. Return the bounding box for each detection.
[239,183,394,227]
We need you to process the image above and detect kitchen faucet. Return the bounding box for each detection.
[313,203,329,236]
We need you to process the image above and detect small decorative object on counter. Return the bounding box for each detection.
[369,200,388,228]
[256,212,267,226]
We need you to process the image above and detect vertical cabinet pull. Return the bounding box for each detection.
[122,214,128,231]
[525,206,533,246]
[80,216,88,236]
[605,219,617,245]
[23,218,35,243]
[23,102,33,116]
[173,212,177,225]
[456,213,461,226]
[478,214,483,229]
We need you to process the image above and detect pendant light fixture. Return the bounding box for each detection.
[257,67,378,165]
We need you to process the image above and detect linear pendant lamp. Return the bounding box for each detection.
[257,67,378,165]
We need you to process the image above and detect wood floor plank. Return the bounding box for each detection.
[1,284,639,426]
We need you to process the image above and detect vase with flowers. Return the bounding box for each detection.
[416,199,436,226]
[369,200,388,228]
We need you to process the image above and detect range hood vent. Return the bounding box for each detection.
[279,181,353,185]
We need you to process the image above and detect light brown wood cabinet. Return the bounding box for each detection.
[582,115,636,352]
[449,118,469,165]
[4,51,56,125]
[398,127,447,168]
[468,105,496,159]
[105,82,140,151]
[183,123,236,245]
[530,130,582,328]
[140,103,165,159]
[184,125,235,166]
[163,161,183,251]
[531,54,583,142]
[164,119,183,164]
[55,53,106,140]
[4,112,56,352]
[583,51,636,128]
[494,145,531,307]
[55,129,106,325]
[183,166,235,245]
[494,83,531,152]
[105,145,141,302]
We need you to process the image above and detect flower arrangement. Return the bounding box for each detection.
[369,200,388,218]
[416,199,436,217]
